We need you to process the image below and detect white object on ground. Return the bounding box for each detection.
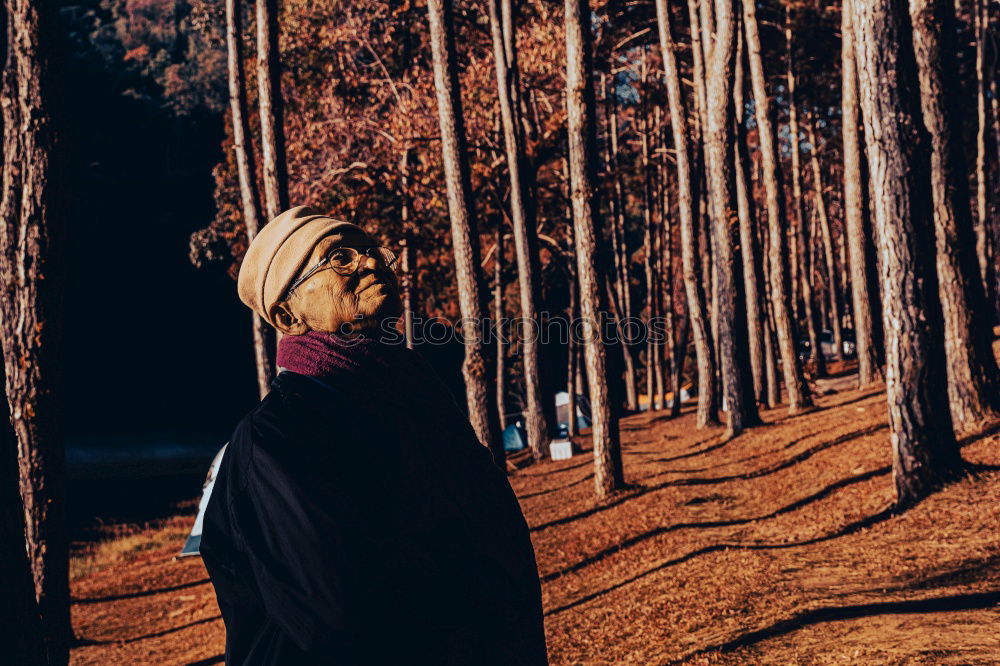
[550,438,573,461]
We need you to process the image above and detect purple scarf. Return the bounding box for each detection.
[275,330,455,414]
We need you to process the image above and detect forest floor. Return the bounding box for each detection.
[68,362,1000,665]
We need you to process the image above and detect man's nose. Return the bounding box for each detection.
[360,254,379,271]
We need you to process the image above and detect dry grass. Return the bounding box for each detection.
[69,368,1000,665]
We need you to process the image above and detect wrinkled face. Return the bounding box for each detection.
[270,228,402,336]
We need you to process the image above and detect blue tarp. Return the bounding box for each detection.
[503,423,527,452]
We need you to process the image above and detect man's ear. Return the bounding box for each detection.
[269,301,310,336]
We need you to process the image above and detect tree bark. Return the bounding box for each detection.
[705,0,759,438]
[564,0,624,498]
[734,26,767,404]
[0,357,45,665]
[487,0,550,460]
[909,0,1000,431]
[226,0,274,400]
[640,57,660,411]
[0,1,71,660]
[972,0,992,301]
[785,14,827,379]
[840,0,882,388]
[399,148,416,350]
[805,118,844,363]
[602,75,638,411]
[655,0,719,427]
[494,226,508,434]
[425,0,502,462]
[742,0,812,412]
[255,0,289,220]
[852,0,964,507]
[565,169,579,438]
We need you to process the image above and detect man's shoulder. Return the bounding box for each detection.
[230,371,362,465]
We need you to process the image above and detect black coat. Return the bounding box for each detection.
[201,365,546,665]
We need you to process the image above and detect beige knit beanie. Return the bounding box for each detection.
[237,205,363,326]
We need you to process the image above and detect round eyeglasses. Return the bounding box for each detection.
[285,246,398,298]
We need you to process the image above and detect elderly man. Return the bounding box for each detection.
[200,206,546,665]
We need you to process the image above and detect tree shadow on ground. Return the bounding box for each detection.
[631,420,862,482]
[544,505,898,616]
[765,389,884,425]
[78,615,221,646]
[685,590,1000,659]
[531,424,887,532]
[520,473,594,499]
[540,465,890,582]
[73,578,211,605]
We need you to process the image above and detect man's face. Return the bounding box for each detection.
[277,228,402,335]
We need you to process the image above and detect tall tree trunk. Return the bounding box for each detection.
[494,227,507,432]
[227,0,273,399]
[564,0,624,498]
[910,0,1000,431]
[0,1,70,661]
[567,266,579,438]
[640,57,659,411]
[255,0,289,219]
[734,27,767,404]
[705,0,759,438]
[487,0,549,460]
[425,0,502,463]
[785,14,827,379]
[689,0,720,384]
[742,0,812,412]
[805,118,844,362]
[565,172,580,438]
[0,357,45,665]
[840,0,883,388]
[755,143,783,408]
[662,174,687,418]
[399,148,416,350]
[852,0,964,507]
[603,75,638,411]
[655,0,719,426]
[972,0,992,301]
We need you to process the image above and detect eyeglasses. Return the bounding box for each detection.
[285,246,398,298]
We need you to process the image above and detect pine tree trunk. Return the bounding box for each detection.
[566,200,580,438]
[0,360,45,665]
[226,0,274,400]
[705,0,759,438]
[567,268,579,438]
[805,119,844,362]
[755,147,783,409]
[0,1,71,660]
[972,0,992,300]
[655,0,719,427]
[487,0,549,460]
[564,0,624,498]
[742,0,813,412]
[689,0,720,385]
[851,0,964,507]
[426,0,501,461]
[641,57,659,412]
[785,15,827,379]
[734,27,767,404]
[603,76,638,411]
[841,0,883,388]
[399,148,416,350]
[255,0,289,220]
[494,227,508,433]
[661,176,687,418]
[910,0,1000,431]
